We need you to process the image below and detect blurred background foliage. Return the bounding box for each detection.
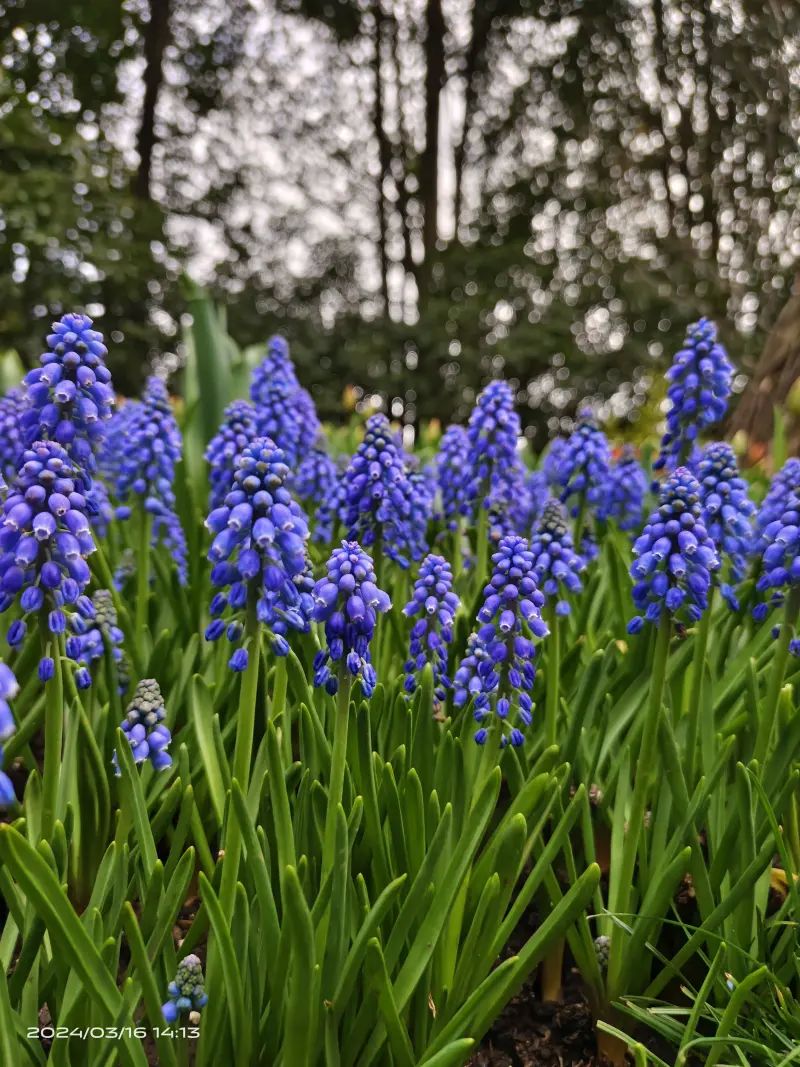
[1,0,799,443]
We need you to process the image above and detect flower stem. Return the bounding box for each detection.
[231,611,260,794]
[218,609,261,917]
[41,632,65,841]
[452,520,464,578]
[606,613,671,1001]
[545,606,561,749]
[322,672,352,880]
[135,508,153,660]
[475,507,489,596]
[685,587,713,784]
[272,656,290,762]
[754,586,800,769]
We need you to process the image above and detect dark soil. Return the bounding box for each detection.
[467,971,601,1067]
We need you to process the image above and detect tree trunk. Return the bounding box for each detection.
[729,277,800,453]
[134,0,171,200]
[452,5,484,236]
[419,0,445,301]
[371,5,391,313]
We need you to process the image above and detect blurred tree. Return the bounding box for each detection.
[0,1,173,391]
[1,0,798,437]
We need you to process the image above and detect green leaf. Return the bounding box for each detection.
[121,904,179,1067]
[190,675,227,827]
[282,865,318,1067]
[0,827,146,1067]
[199,871,250,1064]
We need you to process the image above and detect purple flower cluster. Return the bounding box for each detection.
[628,467,720,633]
[106,378,188,584]
[162,955,207,1022]
[0,388,25,483]
[311,541,391,697]
[205,438,312,669]
[523,470,549,531]
[529,499,586,616]
[294,445,340,544]
[436,425,469,529]
[205,400,258,510]
[693,442,754,608]
[599,445,648,532]
[464,381,526,535]
[114,678,172,774]
[754,459,800,551]
[407,461,436,556]
[250,335,320,469]
[454,535,548,747]
[555,408,611,520]
[403,554,459,702]
[67,589,128,692]
[752,474,800,633]
[654,318,733,475]
[21,314,114,474]
[0,442,96,680]
[543,438,567,487]
[339,414,417,567]
[0,663,18,807]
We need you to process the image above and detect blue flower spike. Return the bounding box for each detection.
[205,400,258,510]
[0,441,96,683]
[403,553,460,704]
[339,414,417,568]
[162,954,208,1023]
[454,534,548,748]
[628,467,720,634]
[205,437,313,667]
[311,541,391,697]
[21,313,114,474]
[529,499,586,616]
[693,442,755,609]
[113,678,172,774]
[654,318,733,475]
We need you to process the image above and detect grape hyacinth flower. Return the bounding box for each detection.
[162,955,208,1023]
[313,458,347,545]
[0,387,25,483]
[753,482,800,623]
[407,461,436,557]
[106,377,188,584]
[523,470,549,531]
[403,554,460,703]
[68,589,128,692]
[294,443,339,541]
[754,458,800,551]
[463,380,526,535]
[21,313,114,474]
[113,678,172,774]
[599,445,648,532]
[250,335,320,469]
[628,467,720,634]
[339,414,417,567]
[311,541,391,696]
[693,442,755,609]
[556,408,611,522]
[0,663,18,807]
[436,425,469,529]
[453,535,548,747]
[0,442,96,680]
[205,400,258,510]
[205,438,312,670]
[653,318,733,476]
[529,499,586,616]
[543,437,567,487]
